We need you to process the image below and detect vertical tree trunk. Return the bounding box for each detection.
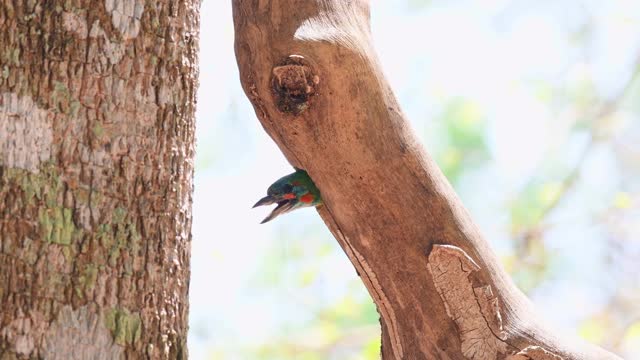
[0,1,199,358]
[232,1,621,359]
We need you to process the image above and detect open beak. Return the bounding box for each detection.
[254,194,299,223]
[253,195,277,208]
[260,200,296,224]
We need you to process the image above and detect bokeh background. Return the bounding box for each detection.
[189,1,640,359]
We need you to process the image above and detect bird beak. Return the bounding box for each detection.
[260,200,296,224]
[253,195,276,208]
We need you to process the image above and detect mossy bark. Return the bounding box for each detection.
[0,1,199,359]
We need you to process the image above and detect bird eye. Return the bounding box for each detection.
[282,184,293,193]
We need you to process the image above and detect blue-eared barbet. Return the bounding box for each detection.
[253,169,323,224]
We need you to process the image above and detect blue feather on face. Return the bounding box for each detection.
[267,181,292,196]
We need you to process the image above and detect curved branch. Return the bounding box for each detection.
[232,1,621,359]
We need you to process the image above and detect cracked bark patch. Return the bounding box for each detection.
[63,12,126,64]
[42,305,124,360]
[0,309,47,357]
[474,285,507,341]
[507,346,565,360]
[428,244,508,359]
[0,92,53,173]
[105,0,145,40]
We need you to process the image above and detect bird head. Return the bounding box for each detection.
[253,170,322,223]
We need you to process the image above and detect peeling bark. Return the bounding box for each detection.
[507,346,565,360]
[428,245,510,359]
[0,0,199,358]
[232,1,621,359]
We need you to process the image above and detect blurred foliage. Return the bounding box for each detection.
[433,98,490,183]
[510,181,562,232]
[246,225,380,359]
[194,1,640,359]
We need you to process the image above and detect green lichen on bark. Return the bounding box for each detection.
[75,263,98,298]
[104,307,142,346]
[95,207,141,268]
[2,164,80,245]
[1,0,198,356]
[51,81,80,116]
[92,122,104,138]
[2,47,20,66]
[3,163,61,205]
[39,206,76,245]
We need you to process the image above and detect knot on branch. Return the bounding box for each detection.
[272,55,319,115]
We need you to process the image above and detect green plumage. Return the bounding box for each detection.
[253,169,322,223]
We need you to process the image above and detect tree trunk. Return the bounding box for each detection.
[0,1,198,359]
[232,1,620,359]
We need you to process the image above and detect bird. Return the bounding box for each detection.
[253,169,322,224]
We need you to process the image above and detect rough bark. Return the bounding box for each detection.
[0,0,199,359]
[232,1,621,359]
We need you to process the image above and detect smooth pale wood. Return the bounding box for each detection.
[232,1,620,359]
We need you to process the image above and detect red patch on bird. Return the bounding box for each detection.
[291,181,301,186]
[300,194,314,203]
[283,193,296,199]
